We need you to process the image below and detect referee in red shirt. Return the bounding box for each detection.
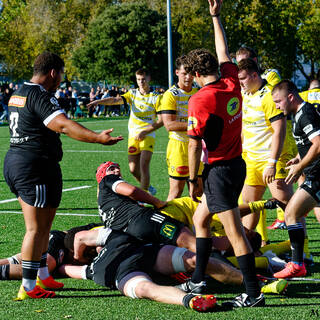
[183,0,264,308]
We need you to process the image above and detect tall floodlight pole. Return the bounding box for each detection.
[167,0,174,87]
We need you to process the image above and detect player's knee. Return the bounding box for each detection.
[125,277,153,299]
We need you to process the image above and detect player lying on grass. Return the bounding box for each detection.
[96,161,288,262]
[0,223,102,284]
[59,226,288,311]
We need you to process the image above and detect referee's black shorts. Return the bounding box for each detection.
[203,156,246,213]
[3,150,62,208]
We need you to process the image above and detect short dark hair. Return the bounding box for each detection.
[175,55,188,70]
[135,68,150,77]
[33,52,64,76]
[272,79,299,95]
[237,58,260,74]
[184,49,219,76]
[236,46,257,59]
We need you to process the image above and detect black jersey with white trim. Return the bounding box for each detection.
[98,174,151,230]
[7,82,64,161]
[292,102,320,176]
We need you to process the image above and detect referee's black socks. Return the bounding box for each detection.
[191,237,212,284]
[237,252,260,298]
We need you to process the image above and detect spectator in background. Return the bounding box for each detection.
[88,87,96,118]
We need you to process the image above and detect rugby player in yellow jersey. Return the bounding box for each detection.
[236,46,297,231]
[87,69,163,193]
[236,46,281,87]
[158,55,201,200]
[237,58,294,243]
[300,79,320,108]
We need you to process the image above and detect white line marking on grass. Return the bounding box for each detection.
[0,185,91,204]
[0,211,98,217]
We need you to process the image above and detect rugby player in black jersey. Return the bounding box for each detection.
[272,80,320,278]
[3,52,123,300]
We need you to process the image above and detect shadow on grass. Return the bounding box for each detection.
[57,208,98,211]
[56,293,122,299]
[63,179,94,182]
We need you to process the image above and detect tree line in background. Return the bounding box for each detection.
[0,0,319,86]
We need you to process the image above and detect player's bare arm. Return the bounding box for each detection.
[209,0,230,64]
[47,113,123,145]
[162,113,187,132]
[115,181,167,209]
[188,137,202,202]
[135,116,164,141]
[73,229,100,263]
[263,117,286,184]
[87,96,123,108]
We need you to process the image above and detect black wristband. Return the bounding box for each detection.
[211,13,220,17]
[188,178,198,184]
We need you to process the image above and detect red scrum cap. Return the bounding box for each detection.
[96,161,120,184]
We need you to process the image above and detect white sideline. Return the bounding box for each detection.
[0,185,91,204]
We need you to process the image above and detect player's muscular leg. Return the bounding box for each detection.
[285,189,317,226]
[128,154,141,183]
[19,198,56,261]
[167,178,186,201]
[268,179,293,205]
[218,208,252,257]
[139,150,153,190]
[241,184,265,230]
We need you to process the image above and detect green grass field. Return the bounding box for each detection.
[1,118,320,320]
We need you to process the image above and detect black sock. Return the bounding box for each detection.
[287,223,305,264]
[191,237,212,284]
[237,252,260,298]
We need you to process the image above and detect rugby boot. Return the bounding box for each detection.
[15,285,56,300]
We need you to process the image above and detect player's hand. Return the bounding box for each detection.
[97,128,123,145]
[154,200,167,210]
[208,0,222,16]
[87,100,98,108]
[285,163,302,184]
[189,182,202,202]
[286,157,300,166]
[135,131,147,141]
[263,166,276,184]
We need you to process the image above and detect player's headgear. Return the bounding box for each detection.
[96,161,120,184]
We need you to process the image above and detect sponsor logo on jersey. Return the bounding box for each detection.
[227,97,240,116]
[176,166,189,175]
[50,97,59,106]
[128,146,137,153]
[303,124,313,135]
[160,223,177,239]
[8,95,26,108]
[187,116,198,131]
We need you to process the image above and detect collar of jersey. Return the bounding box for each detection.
[24,81,46,91]
[204,77,221,87]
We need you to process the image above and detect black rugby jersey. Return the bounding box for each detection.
[98,174,151,230]
[292,102,320,176]
[8,82,64,161]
